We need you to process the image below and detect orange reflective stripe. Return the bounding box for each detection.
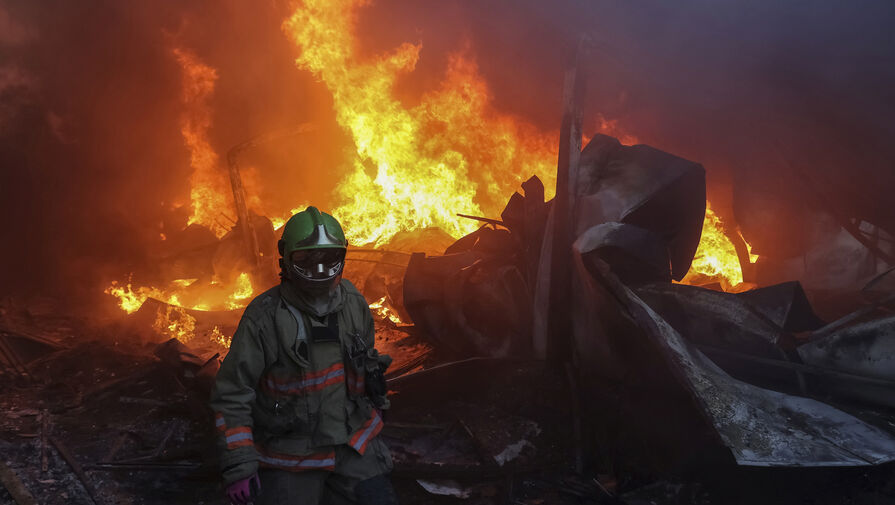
[261,363,345,395]
[225,426,254,449]
[348,410,383,455]
[304,362,344,380]
[214,413,226,432]
[257,447,336,472]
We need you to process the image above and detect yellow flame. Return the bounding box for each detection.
[105,272,255,314]
[369,296,403,325]
[745,235,759,263]
[683,204,746,289]
[271,204,312,232]
[173,48,233,238]
[226,273,254,309]
[210,326,232,348]
[104,281,162,314]
[283,0,556,246]
[153,305,197,343]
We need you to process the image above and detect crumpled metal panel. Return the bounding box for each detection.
[573,241,895,467]
[404,251,532,357]
[736,281,826,332]
[575,222,672,285]
[799,315,895,382]
[574,134,705,280]
[635,283,785,355]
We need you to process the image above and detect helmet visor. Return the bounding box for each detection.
[290,248,346,281]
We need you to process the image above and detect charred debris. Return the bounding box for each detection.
[3,65,895,505]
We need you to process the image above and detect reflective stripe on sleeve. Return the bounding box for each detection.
[348,410,383,455]
[214,413,226,432]
[225,426,254,449]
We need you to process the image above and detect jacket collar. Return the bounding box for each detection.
[279,281,345,317]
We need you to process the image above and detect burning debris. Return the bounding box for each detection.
[8,56,895,505]
[395,63,895,501]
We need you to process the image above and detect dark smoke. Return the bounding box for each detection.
[1,0,893,306]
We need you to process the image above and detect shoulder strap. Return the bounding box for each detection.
[283,301,309,345]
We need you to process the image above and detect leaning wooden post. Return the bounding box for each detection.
[545,39,587,365]
[225,147,268,279]
[225,125,317,286]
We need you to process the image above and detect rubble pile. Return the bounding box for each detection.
[0,301,436,505]
[3,131,895,503]
[4,125,895,504]
[400,133,895,503]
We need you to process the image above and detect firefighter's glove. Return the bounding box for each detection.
[226,473,261,505]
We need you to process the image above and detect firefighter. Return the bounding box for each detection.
[210,206,398,505]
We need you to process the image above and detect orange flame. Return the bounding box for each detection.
[173,48,233,238]
[107,10,761,349]
[153,305,197,344]
[105,273,253,314]
[105,50,259,347]
[682,204,756,290]
[369,296,403,325]
[283,0,556,246]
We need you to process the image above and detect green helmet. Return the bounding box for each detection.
[278,206,348,282]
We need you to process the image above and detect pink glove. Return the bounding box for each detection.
[226,473,261,505]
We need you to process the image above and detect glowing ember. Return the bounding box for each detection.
[210,326,232,348]
[682,204,754,290]
[283,0,556,246]
[173,48,233,238]
[369,296,403,325]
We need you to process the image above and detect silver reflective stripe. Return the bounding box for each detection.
[352,414,381,450]
[215,417,225,427]
[226,432,253,444]
[283,302,308,345]
[313,224,342,247]
[258,454,335,468]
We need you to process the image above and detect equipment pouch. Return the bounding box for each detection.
[364,351,391,408]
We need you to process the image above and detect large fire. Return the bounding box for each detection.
[106,1,755,344]
[283,0,558,246]
[105,48,259,339]
[172,48,234,239]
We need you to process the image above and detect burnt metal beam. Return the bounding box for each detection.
[456,213,506,228]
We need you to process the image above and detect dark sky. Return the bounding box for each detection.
[1,0,893,302]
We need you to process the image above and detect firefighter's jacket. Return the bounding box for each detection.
[209,280,391,485]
